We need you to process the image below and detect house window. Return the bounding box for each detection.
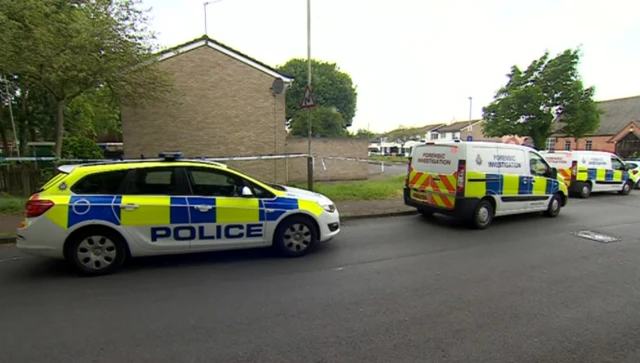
[564,140,571,150]
[431,132,439,140]
[585,140,593,151]
[546,138,556,151]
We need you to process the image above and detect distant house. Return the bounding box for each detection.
[550,95,640,157]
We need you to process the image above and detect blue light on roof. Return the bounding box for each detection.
[159,152,184,160]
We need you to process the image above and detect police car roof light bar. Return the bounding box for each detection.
[159,152,184,161]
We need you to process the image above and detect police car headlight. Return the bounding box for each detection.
[321,203,336,213]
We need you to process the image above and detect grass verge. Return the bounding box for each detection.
[369,155,408,163]
[0,194,26,216]
[292,175,405,201]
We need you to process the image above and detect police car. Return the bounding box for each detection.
[16,153,341,275]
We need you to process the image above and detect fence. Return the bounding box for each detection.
[0,154,387,197]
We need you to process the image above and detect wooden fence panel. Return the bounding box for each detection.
[0,165,45,197]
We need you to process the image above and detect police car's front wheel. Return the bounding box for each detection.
[619,181,633,195]
[274,216,318,257]
[544,193,562,218]
[65,227,128,276]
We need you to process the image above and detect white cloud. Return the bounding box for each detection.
[143,0,640,133]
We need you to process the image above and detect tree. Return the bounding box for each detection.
[289,107,346,137]
[0,0,173,156]
[277,59,357,130]
[482,48,601,150]
[354,128,376,139]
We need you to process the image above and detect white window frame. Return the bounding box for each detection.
[564,140,571,151]
[585,140,593,151]
[546,137,556,151]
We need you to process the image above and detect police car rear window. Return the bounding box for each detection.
[71,170,128,194]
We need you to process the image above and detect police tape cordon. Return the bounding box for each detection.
[0,154,397,172]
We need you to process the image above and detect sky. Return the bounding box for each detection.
[142,0,640,133]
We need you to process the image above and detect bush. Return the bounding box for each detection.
[61,136,104,160]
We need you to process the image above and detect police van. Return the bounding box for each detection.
[15,153,341,275]
[539,150,636,198]
[404,141,569,229]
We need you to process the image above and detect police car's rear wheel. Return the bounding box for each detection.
[66,229,127,276]
[579,182,591,198]
[619,181,633,195]
[274,216,318,257]
[471,200,493,229]
[544,194,562,218]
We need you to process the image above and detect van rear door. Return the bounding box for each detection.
[408,143,460,209]
[541,152,573,186]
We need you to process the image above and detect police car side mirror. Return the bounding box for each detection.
[241,186,253,197]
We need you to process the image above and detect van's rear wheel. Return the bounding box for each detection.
[579,182,591,198]
[418,208,434,218]
[470,199,493,229]
[65,228,127,276]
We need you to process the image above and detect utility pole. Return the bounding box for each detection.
[306,0,313,191]
[468,96,473,127]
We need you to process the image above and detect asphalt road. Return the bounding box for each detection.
[2,193,640,363]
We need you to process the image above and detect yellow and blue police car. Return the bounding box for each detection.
[16,153,341,275]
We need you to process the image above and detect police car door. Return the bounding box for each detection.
[184,166,266,251]
[119,166,192,252]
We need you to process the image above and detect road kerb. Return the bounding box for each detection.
[341,210,418,222]
[0,236,16,245]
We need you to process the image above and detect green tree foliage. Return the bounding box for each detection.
[482,48,601,150]
[0,0,173,156]
[61,135,104,160]
[354,128,376,139]
[278,59,357,133]
[289,107,346,137]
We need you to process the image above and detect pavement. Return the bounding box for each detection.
[2,193,640,362]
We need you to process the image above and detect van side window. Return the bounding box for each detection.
[611,157,625,170]
[529,152,550,176]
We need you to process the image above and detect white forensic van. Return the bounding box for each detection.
[540,150,637,198]
[404,141,569,229]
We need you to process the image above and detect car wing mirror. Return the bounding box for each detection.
[241,186,253,197]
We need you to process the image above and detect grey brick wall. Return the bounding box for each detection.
[285,138,369,182]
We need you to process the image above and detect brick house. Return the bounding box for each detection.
[549,95,640,157]
[120,35,294,182]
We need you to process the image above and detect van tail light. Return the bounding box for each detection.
[456,160,466,196]
[25,199,55,218]
[405,157,413,185]
[571,161,578,180]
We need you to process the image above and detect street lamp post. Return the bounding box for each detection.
[203,0,222,36]
[306,0,313,190]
